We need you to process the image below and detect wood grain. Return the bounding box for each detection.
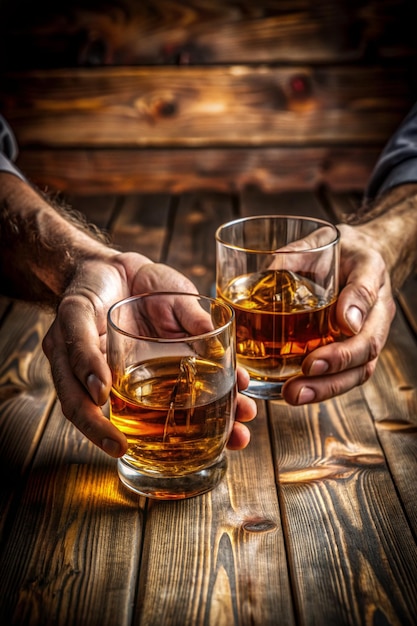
[1,66,412,148]
[0,301,54,533]
[0,404,143,626]
[16,146,382,195]
[137,405,294,626]
[360,309,417,530]
[1,189,416,626]
[109,193,172,261]
[269,388,417,625]
[1,0,415,67]
[164,192,237,295]
[397,276,417,337]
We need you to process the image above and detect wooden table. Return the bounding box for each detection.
[0,189,416,626]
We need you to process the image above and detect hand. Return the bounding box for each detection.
[42,252,256,456]
[282,222,396,404]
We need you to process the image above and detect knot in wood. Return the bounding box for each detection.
[154,97,178,118]
[289,74,312,99]
[242,518,277,533]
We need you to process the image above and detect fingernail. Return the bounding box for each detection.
[87,374,105,405]
[308,359,329,376]
[345,306,363,334]
[297,386,316,404]
[102,438,121,457]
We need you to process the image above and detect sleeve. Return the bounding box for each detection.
[365,102,417,201]
[0,115,26,180]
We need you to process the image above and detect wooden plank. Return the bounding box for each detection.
[164,192,237,295]
[316,187,363,223]
[136,402,295,626]
[0,296,11,321]
[0,66,412,148]
[397,276,417,338]
[0,402,143,626]
[0,301,55,539]
[16,146,382,195]
[269,386,417,625]
[236,189,417,622]
[0,194,164,624]
[69,192,173,260]
[64,193,121,230]
[360,309,417,530]
[240,188,331,220]
[0,0,415,68]
[107,193,172,261]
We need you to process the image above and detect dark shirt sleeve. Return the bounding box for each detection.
[0,115,26,180]
[365,103,417,201]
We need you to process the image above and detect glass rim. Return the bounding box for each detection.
[107,291,235,343]
[215,214,340,254]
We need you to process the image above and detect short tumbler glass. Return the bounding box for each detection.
[107,292,236,499]
[216,215,340,400]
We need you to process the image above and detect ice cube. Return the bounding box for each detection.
[228,269,321,312]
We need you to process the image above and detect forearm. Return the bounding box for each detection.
[353,184,417,292]
[0,173,120,306]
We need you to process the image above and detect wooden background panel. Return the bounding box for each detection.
[0,0,415,196]
[0,0,415,68]
[15,146,382,195]
[240,188,330,219]
[0,66,412,148]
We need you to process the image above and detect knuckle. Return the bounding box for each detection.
[68,344,88,372]
[325,379,344,399]
[332,345,353,372]
[367,320,391,360]
[367,335,380,362]
[363,359,377,382]
[354,283,378,308]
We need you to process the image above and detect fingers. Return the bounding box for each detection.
[336,223,395,336]
[45,294,112,405]
[282,224,397,406]
[130,261,198,298]
[227,421,251,450]
[42,318,127,458]
[282,282,395,404]
[336,267,393,337]
[282,357,377,405]
[228,367,257,450]
[236,367,257,423]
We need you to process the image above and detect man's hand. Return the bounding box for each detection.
[282,222,396,405]
[43,253,256,456]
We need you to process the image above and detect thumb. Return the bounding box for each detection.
[336,279,378,337]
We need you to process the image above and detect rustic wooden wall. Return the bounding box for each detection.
[0,0,416,194]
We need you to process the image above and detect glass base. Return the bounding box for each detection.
[117,454,227,500]
[241,378,284,400]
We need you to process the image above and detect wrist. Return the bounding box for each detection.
[0,173,118,305]
[356,190,417,290]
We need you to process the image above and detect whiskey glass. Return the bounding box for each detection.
[216,215,340,400]
[107,292,236,499]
